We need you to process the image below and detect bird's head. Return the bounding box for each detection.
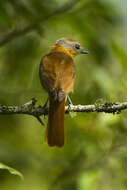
[51,38,88,58]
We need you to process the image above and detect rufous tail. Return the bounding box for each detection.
[45,96,66,147]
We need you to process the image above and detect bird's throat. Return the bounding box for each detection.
[51,44,76,58]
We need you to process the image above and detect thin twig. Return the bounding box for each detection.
[0,99,127,126]
[0,0,80,47]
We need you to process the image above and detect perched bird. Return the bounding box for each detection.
[39,38,88,147]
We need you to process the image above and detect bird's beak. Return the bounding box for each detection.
[80,49,88,54]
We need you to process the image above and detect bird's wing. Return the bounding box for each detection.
[39,52,75,101]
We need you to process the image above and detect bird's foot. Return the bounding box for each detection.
[67,96,77,118]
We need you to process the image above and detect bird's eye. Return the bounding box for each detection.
[75,44,80,49]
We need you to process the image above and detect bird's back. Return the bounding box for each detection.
[39,51,76,99]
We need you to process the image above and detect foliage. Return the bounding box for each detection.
[0,0,127,190]
[0,162,23,180]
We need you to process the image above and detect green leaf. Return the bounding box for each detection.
[0,162,24,180]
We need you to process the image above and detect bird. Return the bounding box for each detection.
[39,38,88,147]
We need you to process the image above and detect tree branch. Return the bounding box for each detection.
[0,98,127,126]
[0,0,80,47]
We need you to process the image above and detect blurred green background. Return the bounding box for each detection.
[0,0,127,189]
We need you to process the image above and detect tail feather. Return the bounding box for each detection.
[45,96,66,147]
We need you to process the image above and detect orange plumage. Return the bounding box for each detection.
[39,38,88,147]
